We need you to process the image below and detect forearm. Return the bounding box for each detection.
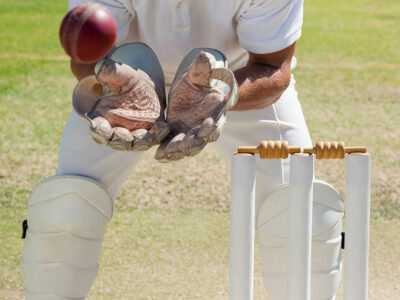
[70,60,97,81]
[232,63,291,111]
[230,43,295,111]
[70,60,104,97]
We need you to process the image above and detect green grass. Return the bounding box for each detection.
[1,0,399,299]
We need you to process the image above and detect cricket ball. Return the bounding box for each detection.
[60,3,117,63]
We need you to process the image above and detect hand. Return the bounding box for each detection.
[73,58,169,151]
[155,51,238,162]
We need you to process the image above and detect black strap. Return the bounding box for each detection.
[341,232,345,249]
[22,219,28,239]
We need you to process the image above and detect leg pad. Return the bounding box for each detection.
[257,180,344,300]
[21,176,113,299]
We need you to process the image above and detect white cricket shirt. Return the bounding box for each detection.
[69,0,303,84]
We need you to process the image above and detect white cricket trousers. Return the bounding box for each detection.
[55,75,334,299]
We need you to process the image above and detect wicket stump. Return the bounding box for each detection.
[230,141,370,300]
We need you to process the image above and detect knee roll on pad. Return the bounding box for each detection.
[256,180,344,300]
[21,176,113,300]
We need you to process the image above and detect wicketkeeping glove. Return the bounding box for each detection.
[72,43,170,151]
[155,49,238,162]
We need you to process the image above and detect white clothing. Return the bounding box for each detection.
[68,0,303,84]
[22,1,345,299]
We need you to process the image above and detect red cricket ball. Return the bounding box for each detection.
[60,3,117,63]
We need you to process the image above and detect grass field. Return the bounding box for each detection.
[0,0,399,299]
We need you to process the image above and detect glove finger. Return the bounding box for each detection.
[154,141,169,162]
[208,114,226,143]
[171,128,206,158]
[183,133,206,157]
[165,132,186,153]
[149,121,170,144]
[131,128,148,139]
[89,116,114,145]
[109,127,133,151]
[131,129,152,151]
[207,130,220,143]
[131,141,151,151]
[154,134,186,162]
[155,140,185,162]
[180,129,197,151]
[187,143,205,157]
[196,113,226,143]
[197,117,215,141]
